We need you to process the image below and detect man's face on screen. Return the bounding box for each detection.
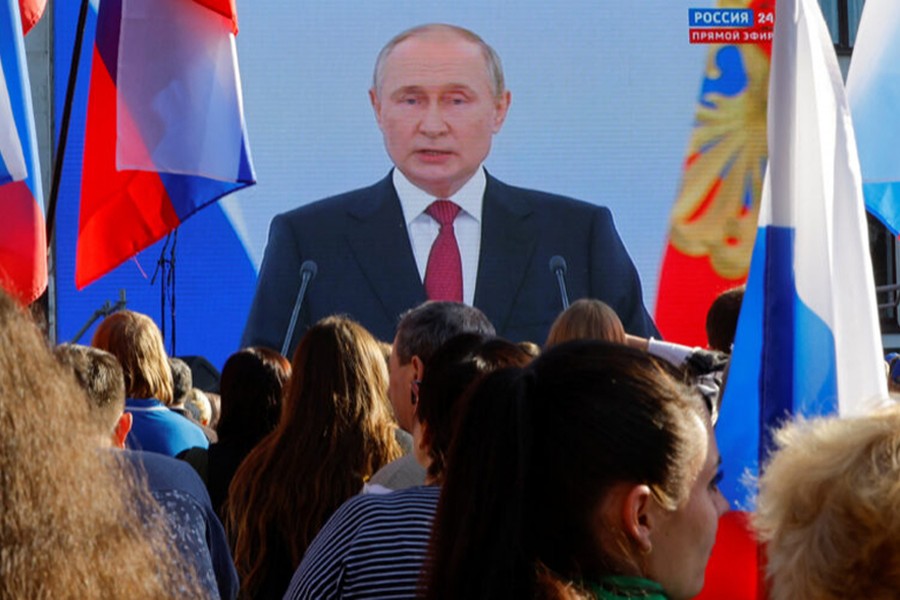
[370,31,510,199]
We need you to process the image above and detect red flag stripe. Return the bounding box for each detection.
[0,181,46,304]
[190,0,238,34]
[76,46,179,289]
[18,0,45,35]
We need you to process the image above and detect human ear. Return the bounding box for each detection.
[409,356,425,412]
[622,484,654,555]
[112,412,133,449]
[411,355,425,381]
[492,90,511,132]
[369,88,384,128]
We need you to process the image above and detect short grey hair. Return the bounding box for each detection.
[372,23,506,99]
[393,301,495,366]
[169,357,193,405]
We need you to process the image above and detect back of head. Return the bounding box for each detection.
[544,298,626,348]
[227,316,401,596]
[206,391,222,430]
[168,357,193,406]
[217,347,290,444]
[394,301,495,365]
[54,343,126,436]
[91,310,174,405]
[0,290,203,598]
[705,286,744,353]
[185,388,212,426]
[416,334,533,481]
[279,315,399,469]
[426,341,705,599]
[754,407,900,599]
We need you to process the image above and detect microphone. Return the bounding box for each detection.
[281,260,318,357]
[112,289,127,313]
[549,255,570,311]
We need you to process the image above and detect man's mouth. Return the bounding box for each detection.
[415,149,453,163]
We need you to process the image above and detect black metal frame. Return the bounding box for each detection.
[825,0,864,55]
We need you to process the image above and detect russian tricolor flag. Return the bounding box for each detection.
[0,0,47,304]
[846,1,900,237]
[76,0,255,289]
[18,0,46,34]
[717,0,890,510]
[697,3,891,594]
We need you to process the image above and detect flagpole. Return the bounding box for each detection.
[44,0,90,245]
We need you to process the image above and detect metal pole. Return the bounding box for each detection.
[44,0,90,245]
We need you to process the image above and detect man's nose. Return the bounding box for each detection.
[419,102,448,136]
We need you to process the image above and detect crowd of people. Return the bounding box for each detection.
[5,13,899,600]
[3,282,900,599]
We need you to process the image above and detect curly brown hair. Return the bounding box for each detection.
[0,291,205,598]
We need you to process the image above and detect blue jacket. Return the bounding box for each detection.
[126,398,209,457]
[121,450,238,600]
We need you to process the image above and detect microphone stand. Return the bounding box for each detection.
[71,289,127,344]
[549,255,570,310]
[281,261,318,357]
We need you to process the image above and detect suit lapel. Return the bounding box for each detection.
[474,174,537,332]
[345,174,426,325]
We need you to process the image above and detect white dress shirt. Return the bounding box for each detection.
[393,168,484,306]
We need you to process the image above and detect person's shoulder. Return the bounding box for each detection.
[487,174,612,217]
[340,485,440,518]
[366,484,441,504]
[122,448,187,477]
[178,446,209,480]
[311,487,439,550]
[123,449,210,500]
[368,454,426,490]
[353,485,441,523]
[274,174,394,223]
[170,411,210,442]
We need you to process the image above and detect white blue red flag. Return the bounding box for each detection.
[0,0,46,304]
[18,0,45,34]
[717,0,890,509]
[846,0,900,236]
[75,0,255,288]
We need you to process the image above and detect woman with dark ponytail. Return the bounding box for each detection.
[425,341,727,600]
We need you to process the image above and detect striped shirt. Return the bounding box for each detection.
[283,485,441,599]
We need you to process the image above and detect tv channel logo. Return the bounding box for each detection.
[688,8,755,28]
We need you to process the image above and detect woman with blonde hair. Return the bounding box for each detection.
[754,407,900,599]
[0,290,206,598]
[92,309,207,456]
[226,315,402,598]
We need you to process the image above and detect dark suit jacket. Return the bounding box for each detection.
[241,171,658,352]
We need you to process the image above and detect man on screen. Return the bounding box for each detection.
[242,23,657,352]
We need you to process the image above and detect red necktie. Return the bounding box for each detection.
[424,200,463,302]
